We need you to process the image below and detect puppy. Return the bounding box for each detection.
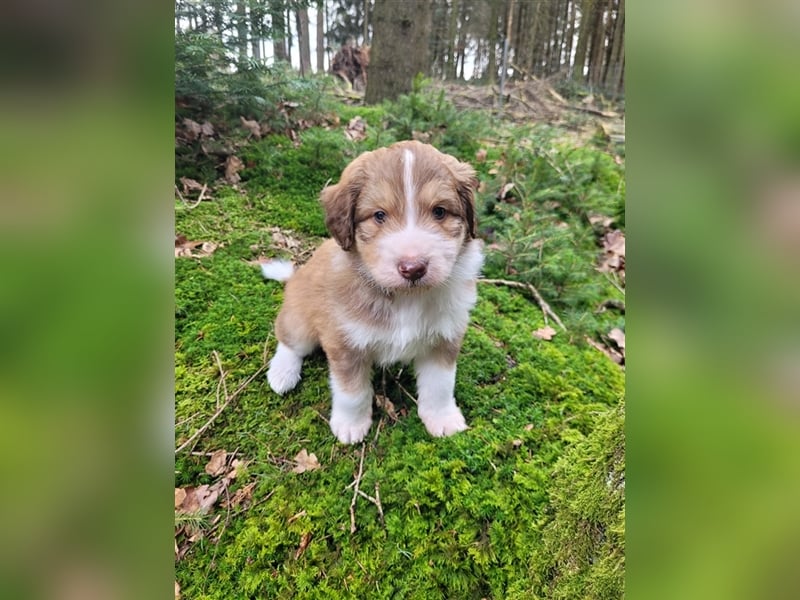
[262,140,483,444]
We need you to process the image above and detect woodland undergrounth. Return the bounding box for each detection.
[175,79,625,599]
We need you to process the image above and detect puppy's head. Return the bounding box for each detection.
[320,141,478,290]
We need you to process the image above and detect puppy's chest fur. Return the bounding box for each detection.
[337,284,476,365]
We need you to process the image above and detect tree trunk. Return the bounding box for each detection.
[271,1,288,63]
[250,0,263,63]
[363,0,370,45]
[572,0,593,81]
[564,0,576,77]
[485,0,499,84]
[316,0,325,72]
[296,7,312,76]
[236,0,248,64]
[446,0,461,80]
[365,0,432,104]
[605,0,624,91]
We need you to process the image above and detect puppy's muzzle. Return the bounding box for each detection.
[397,258,429,282]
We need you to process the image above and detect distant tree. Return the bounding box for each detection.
[296,6,312,75]
[365,0,431,103]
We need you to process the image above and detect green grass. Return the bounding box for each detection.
[175,90,625,598]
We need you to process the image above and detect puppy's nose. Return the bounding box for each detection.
[397,258,428,281]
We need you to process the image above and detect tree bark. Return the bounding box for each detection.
[296,7,312,76]
[316,0,325,72]
[271,1,288,63]
[365,0,432,103]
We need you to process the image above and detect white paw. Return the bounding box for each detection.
[267,343,303,394]
[330,412,373,444]
[418,404,468,438]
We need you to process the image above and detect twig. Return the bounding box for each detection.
[479,278,566,331]
[349,443,366,534]
[176,362,268,454]
[212,350,229,409]
[356,482,385,526]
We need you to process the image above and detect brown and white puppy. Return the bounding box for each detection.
[262,140,483,444]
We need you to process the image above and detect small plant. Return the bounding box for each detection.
[382,75,491,158]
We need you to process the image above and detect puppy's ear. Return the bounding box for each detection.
[443,156,479,239]
[320,182,356,250]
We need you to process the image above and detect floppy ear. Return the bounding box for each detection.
[320,181,356,250]
[443,156,479,239]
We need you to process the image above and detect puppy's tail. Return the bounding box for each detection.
[260,259,295,283]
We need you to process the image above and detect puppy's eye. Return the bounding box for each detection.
[432,206,447,220]
[374,210,387,224]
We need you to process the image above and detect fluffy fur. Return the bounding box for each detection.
[264,141,484,444]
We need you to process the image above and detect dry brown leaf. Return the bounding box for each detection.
[475,148,487,163]
[224,458,248,482]
[524,423,534,431]
[588,213,614,229]
[225,155,244,184]
[175,237,221,259]
[240,116,261,140]
[175,580,181,600]
[607,327,625,351]
[179,176,204,194]
[223,481,255,509]
[271,229,302,250]
[174,488,187,509]
[204,449,227,477]
[375,394,399,422]
[176,484,220,514]
[292,449,321,474]
[344,116,367,141]
[183,118,202,141]
[200,121,215,137]
[533,326,557,341]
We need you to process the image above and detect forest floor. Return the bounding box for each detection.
[175,80,625,599]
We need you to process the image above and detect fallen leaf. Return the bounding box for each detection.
[586,336,624,366]
[292,449,321,474]
[375,394,399,422]
[175,580,181,600]
[533,326,557,340]
[270,228,302,250]
[204,449,227,477]
[344,116,367,141]
[240,116,261,140]
[607,327,625,351]
[183,118,202,141]
[177,484,220,514]
[222,481,255,509]
[174,488,186,509]
[524,423,534,431]
[475,148,487,162]
[512,439,523,448]
[224,458,248,482]
[225,155,244,184]
[179,176,204,194]
[175,237,221,259]
[588,213,614,229]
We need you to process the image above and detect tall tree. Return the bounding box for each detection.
[296,6,312,75]
[365,0,432,103]
[316,0,326,72]
[270,0,289,62]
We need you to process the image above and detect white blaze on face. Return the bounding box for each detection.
[403,148,416,228]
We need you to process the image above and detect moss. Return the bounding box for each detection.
[176,96,624,598]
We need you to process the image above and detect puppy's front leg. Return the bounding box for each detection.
[415,352,468,438]
[328,353,374,444]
